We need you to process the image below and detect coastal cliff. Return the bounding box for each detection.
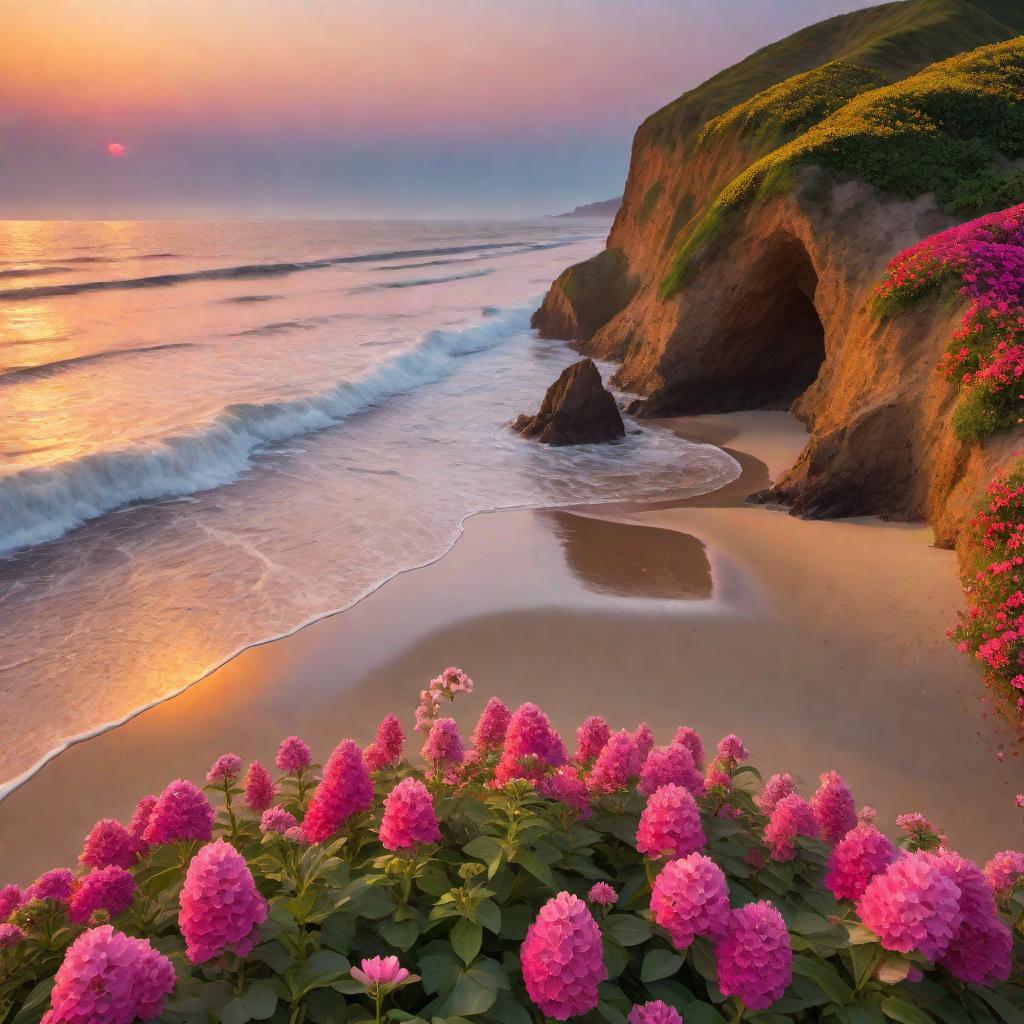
[534,0,1024,541]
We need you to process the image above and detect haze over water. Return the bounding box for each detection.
[0,219,736,791]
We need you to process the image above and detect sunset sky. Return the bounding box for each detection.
[1,0,875,219]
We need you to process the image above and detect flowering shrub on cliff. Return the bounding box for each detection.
[874,202,1024,442]
[1,675,1023,1024]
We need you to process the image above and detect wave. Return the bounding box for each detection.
[349,269,493,294]
[220,294,279,304]
[0,303,534,555]
[0,343,194,386]
[0,266,75,281]
[0,240,571,302]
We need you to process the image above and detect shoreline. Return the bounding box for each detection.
[1,410,1021,880]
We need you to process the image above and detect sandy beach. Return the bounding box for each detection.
[1,410,1020,882]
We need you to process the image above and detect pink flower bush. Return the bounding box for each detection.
[587,882,617,906]
[0,885,21,921]
[429,666,474,699]
[825,825,897,901]
[672,726,705,768]
[638,741,705,798]
[896,812,945,850]
[242,761,276,813]
[494,702,566,785]
[179,840,268,963]
[539,765,591,818]
[379,778,441,850]
[68,867,135,925]
[985,849,1024,893]
[650,853,730,950]
[470,697,511,751]
[205,753,242,784]
[856,851,963,960]
[0,924,24,948]
[520,892,606,1020]
[716,901,793,1011]
[633,722,655,761]
[364,713,405,771]
[637,784,705,860]
[628,1001,682,1024]
[810,771,857,845]
[143,780,214,845]
[259,806,298,835]
[276,735,312,773]
[302,739,374,843]
[587,729,642,793]
[421,717,464,773]
[757,772,795,814]
[128,795,156,841]
[574,715,611,764]
[41,925,174,1024]
[79,819,140,870]
[716,734,749,765]
[26,869,74,904]
[764,793,818,861]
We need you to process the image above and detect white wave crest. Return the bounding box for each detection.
[0,304,534,555]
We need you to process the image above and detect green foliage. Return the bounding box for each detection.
[635,183,664,226]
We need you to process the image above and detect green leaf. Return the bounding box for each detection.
[380,918,421,952]
[598,1001,629,1024]
[680,1002,728,1024]
[513,848,555,889]
[420,953,462,996]
[604,913,652,947]
[498,904,531,941]
[451,917,483,966]
[488,996,533,1024]
[475,898,501,934]
[440,963,507,1017]
[602,936,630,980]
[881,997,938,1024]
[972,988,1024,1024]
[11,979,55,1024]
[308,988,348,1024]
[641,948,685,983]
[463,837,504,878]
[220,980,279,1024]
[792,954,854,1005]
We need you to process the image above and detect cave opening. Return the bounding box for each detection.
[662,234,827,414]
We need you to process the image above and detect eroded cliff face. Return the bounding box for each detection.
[534,165,1024,541]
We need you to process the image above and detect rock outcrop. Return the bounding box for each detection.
[512,359,625,446]
[532,0,1024,543]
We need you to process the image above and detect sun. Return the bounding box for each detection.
[107,142,126,157]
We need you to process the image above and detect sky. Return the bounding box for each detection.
[0,0,876,220]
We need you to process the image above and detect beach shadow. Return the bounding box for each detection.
[544,510,712,599]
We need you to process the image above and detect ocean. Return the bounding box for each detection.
[0,218,737,793]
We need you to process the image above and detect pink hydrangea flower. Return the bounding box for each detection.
[650,852,730,950]
[0,885,22,921]
[587,882,618,906]
[521,892,607,1020]
[276,735,312,773]
[364,713,405,771]
[41,925,175,1024]
[637,784,705,860]
[764,793,818,861]
[302,739,374,843]
[351,955,410,990]
[858,805,879,825]
[470,697,511,751]
[179,840,268,963]
[284,826,309,845]
[856,851,963,960]
[0,924,24,948]
[26,868,74,904]
[587,730,642,793]
[128,795,156,842]
[429,666,474,699]
[717,734,749,764]
[421,717,464,772]
[243,761,276,813]
[672,726,705,768]
[379,778,442,850]
[69,867,135,925]
[716,901,792,1010]
[205,753,242,784]
[825,825,897,901]
[79,820,140,871]
[810,771,857,845]
[574,715,611,764]
[984,849,1024,893]
[143,780,214,845]
[756,773,795,815]
[539,766,592,818]
[495,703,567,785]
[896,812,944,849]
[633,723,655,761]
[639,742,705,798]
[628,1001,682,1024]
[259,807,298,835]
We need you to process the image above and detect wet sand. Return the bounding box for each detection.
[1,411,1021,881]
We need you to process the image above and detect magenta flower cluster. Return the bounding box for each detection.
[650,852,730,950]
[143,779,215,845]
[638,741,705,798]
[470,697,511,751]
[810,771,857,845]
[276,735,312,773]
[627,1002,682,1024]
[494,702,566,785]
[79,819,141,871]
[302,739,374,843]
[243,761,276,813]
[636,784,705,860]
[179,840,268,963]
[365,713,405,771]
[764,793,818,861]
[574,715,611,764]
[379,777,441,850]
[825,824,897,901]
[587,729,642,793]
[520,892,607,1020]
[421,717,464,772]
[716,901,793,1010]
[68,867,135,925]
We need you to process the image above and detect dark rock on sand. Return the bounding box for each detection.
[512,358,625,446]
